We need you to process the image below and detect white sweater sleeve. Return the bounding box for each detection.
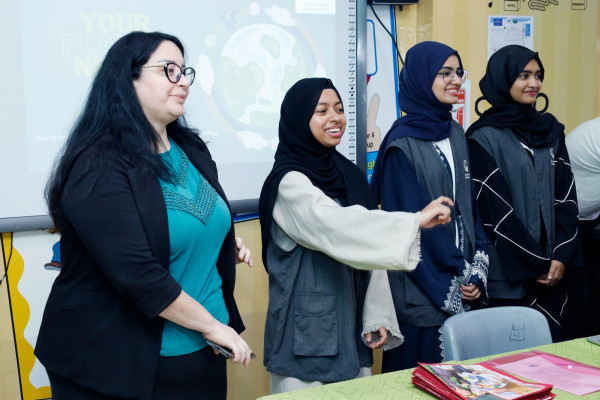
[272,171,421,271]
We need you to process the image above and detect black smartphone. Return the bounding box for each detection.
[206,339,256,359]
[206,339,233,358]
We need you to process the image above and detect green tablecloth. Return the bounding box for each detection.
[258,338,600,399]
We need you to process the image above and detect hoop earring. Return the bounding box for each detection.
[474,96,487,117]
[535,93,549,113]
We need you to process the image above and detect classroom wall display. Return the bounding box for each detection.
[451,79,471,130]
[0,0,367,231]
[487,15,534,59]
[365,4,402,182]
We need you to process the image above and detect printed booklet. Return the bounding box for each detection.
[412,362,554,400]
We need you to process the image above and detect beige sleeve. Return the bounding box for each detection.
[362,270,404,350]
[272,171,421,271]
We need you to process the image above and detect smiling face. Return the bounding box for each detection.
[509,58,543,105]
[431,54,462,105]
[309,88,346,148]
[133,40,191,135]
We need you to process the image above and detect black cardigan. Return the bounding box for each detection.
[35,132,244,399]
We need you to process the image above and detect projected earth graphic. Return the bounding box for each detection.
[196,11,323,153]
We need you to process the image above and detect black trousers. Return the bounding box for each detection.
[48,346,227,400]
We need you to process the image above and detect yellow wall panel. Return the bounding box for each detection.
[1,233,20,400]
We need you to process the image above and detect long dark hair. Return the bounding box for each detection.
[46,31,195,226]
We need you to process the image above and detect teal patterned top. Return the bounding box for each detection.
[158,139,230,356]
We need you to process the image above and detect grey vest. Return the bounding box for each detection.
[389,122,476,261]
[470,127,556,249]
[263,219,369,382]
[469,126,557,298]
[385,121,476,326]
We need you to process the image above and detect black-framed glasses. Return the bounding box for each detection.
[141,62,195,85]
[437,69,467,84]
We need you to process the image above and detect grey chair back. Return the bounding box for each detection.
[442,306,552,361]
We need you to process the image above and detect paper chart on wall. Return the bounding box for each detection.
[487,15,534,60]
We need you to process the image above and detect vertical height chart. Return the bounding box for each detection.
[345,0,358,164]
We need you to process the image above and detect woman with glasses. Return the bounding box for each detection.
[466,45,585,341]
[370,41,489,371]
[259,77,453,394]
[35,31,253,400]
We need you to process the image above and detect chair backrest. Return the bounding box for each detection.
[442,306,552,361]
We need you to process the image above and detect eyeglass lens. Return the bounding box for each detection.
[164,63,195,85]
[441,69,466,84]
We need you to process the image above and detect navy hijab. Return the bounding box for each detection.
[259,78,376,271]
[465,45,564,148]
[371,41,462,201]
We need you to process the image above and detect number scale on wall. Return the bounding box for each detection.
[345,0,358,164]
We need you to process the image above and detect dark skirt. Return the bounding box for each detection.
[381,322,442,372]
[48,346,227,400]
[578,217,600,336]
[490,277,585,342]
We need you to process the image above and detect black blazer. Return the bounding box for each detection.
[35,131,244,399]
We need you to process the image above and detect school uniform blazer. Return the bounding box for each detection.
[35,131,244,400]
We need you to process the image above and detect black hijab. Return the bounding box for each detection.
[259,78,376,271]
[465,45,564,148]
